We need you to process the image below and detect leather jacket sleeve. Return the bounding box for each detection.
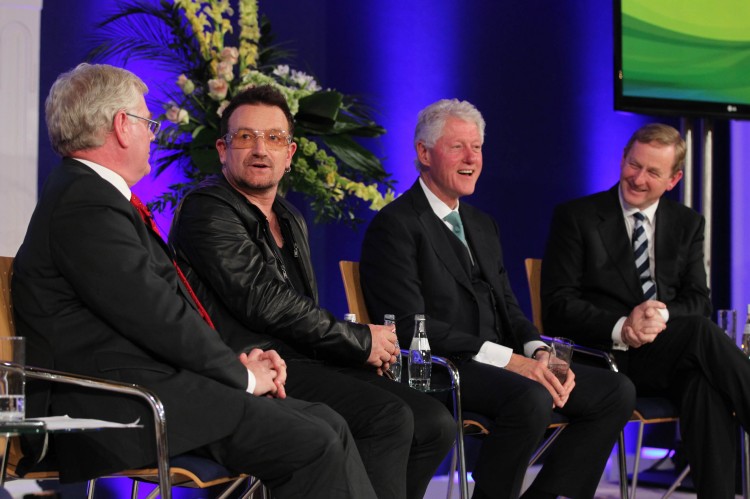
[170,178,372,366]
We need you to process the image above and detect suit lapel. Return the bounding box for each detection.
[596,187,643,299]
[409,183,474,294]
[653,200,679,289]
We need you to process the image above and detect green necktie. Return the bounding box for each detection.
[443,211,468,248]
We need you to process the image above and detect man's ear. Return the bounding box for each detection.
[666,170,684,191]
[112,111,130,147]
[416,141,430,168]
[216,138,228,165]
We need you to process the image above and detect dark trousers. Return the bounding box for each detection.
[284,360,456,499]
[625,315,750,499]
[459,361,635,499]
[195,395,376,499]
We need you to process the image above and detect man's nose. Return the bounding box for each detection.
[251,136,269,155]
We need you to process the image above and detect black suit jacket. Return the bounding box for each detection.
[361,180,540,359]
[12,159,249,481]
[541,185,711,354]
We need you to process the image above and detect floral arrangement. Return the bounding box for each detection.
[89,0,395,223]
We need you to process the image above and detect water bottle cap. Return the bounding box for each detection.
[414,313,425,321]
[344,313,357,322]
[384,313,395,321]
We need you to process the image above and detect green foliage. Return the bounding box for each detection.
[88,0,395,224]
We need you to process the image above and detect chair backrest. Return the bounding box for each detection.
[0,256,16,338]
[524,258,543,333]
[338,261,371,324]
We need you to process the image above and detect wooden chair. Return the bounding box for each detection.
[525,257,682,499]
[0,256,263,499]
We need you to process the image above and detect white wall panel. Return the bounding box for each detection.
[0,0,42,257]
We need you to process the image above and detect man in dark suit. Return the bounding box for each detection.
[12,63,376,498]
[360,98,635,499]
[542,123,750,499]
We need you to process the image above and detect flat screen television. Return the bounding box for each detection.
[615,0,750,120]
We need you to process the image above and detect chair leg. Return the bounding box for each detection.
[660,465,690,499]
[618,430,629,499]
[144,481,160,499]
[86,478,96,499]
[528,426,565,466]
[132,479,141,499]
[446,442,457,499]
[742,429,750,499]
[217,476,252,499]
[630,421,645,499]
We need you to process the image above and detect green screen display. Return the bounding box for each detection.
[616,0,750,118]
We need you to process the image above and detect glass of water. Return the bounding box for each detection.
[384,314,401,381]
[0,337,25,421]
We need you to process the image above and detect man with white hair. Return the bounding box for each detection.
[361,98,635,499]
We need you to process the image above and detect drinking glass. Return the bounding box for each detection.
[548,337,573,384]
[0,337,25,421]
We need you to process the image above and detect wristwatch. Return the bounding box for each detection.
[531,346,551,360]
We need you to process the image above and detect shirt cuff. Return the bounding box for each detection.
[659,307,669,322]
[472,341,513,368]
[246,369,256,395]
[612,317,628,351]
[524,340,550,359]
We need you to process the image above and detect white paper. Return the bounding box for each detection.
[28,415,143,431]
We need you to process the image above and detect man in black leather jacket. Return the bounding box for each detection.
[170,85,455,499]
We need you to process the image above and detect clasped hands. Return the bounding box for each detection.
[367,324,399,376]
[621,300,667,348]
[240,348,287,398]
[506,352,575,408]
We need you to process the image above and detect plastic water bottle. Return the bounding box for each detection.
[742,305,750,357]
[408,314,431,390]
[384,314,401,381]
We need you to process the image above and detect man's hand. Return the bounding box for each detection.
[367,324,398,375]
[622,300,667,348]
[505,353,575,408]
[240,348,287,399]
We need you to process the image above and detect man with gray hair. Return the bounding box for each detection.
[12,63,376,498]
[361,98,635,498]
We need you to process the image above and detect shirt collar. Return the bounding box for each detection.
[419,177,460,219]
[618,184,659,224]
[74,158,132,201]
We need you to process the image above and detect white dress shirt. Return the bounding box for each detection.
[612,186,669,351]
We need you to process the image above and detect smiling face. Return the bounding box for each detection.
[417,117,482,208]
[619,140,683,210]
[217,104,297,198]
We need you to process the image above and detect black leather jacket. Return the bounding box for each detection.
[170,175,372,365]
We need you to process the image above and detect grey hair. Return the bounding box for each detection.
[413,98,486,171]
[45,63,148,156]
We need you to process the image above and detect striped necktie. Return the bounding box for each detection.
[443,211,468,248]
[632,212,656,300]
[130,194,216,330]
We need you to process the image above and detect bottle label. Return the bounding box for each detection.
[410,337,430,350]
